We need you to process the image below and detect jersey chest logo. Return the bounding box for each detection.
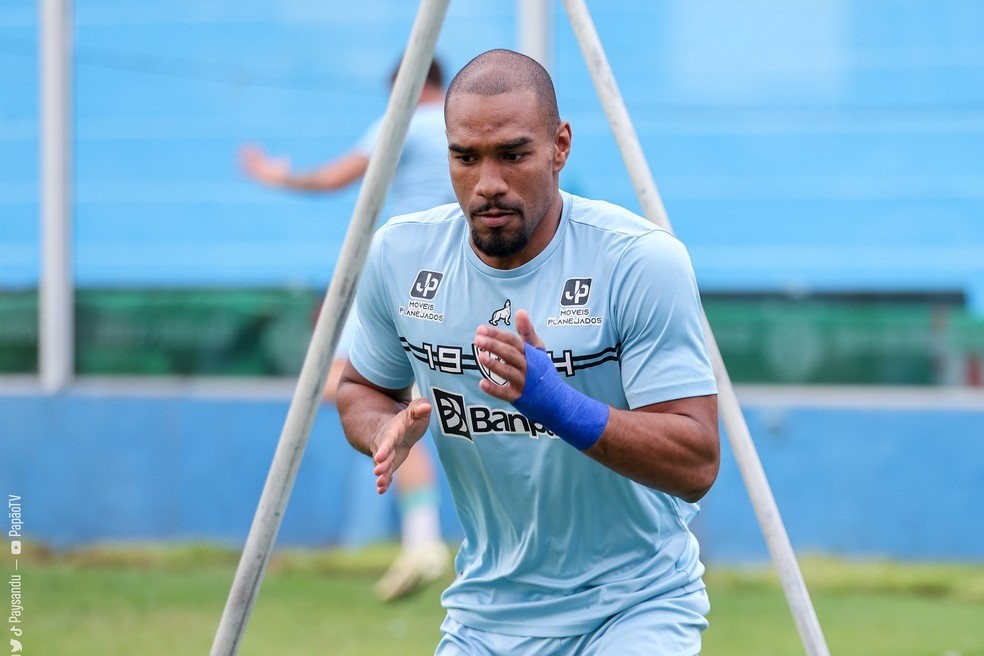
[561,278,592,306]
[547,277,604,327]
[410,270,444,299]
[399,269,446,323]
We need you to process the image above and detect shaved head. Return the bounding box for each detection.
[446,49,560,130]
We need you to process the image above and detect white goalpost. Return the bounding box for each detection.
[208,1,452,653]
[210,1,831,654]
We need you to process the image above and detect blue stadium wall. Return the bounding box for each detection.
[2,1,984,307]
[2,2,984,561]
[1,386,982,561]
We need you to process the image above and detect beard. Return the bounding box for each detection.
[471,225,531,259]
[468,199,533,259]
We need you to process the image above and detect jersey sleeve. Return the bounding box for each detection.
[611,229,717,409]
[347,232,416,390]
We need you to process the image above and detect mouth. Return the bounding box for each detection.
[475,212,514,228]
[474,211,516,227]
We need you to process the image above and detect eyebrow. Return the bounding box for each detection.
[448,137,533,154]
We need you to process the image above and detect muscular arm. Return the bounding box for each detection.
[584,395,718,502]
[336,361,432,494]
[239,145,370,192]
[475,310,719,503]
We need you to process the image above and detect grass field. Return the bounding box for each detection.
[13,542,984,655]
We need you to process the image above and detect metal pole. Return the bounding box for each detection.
[560,1,831,654]
[208,0,451,653]
[39,0,74,393]
[518,0,554,72]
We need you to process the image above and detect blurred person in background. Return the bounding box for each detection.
[239,57,454,602]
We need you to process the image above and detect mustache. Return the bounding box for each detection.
[470,200,523,216]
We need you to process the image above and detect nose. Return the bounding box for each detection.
[474,160,508,200]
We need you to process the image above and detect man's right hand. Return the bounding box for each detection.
[372,397,432,494]
[239,144,291,186]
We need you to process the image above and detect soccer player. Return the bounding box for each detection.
[336,49,720,653]
[240,59,453,602]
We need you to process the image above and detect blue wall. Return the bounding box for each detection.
[0,386,459,548]
[2,1,984,307]
[1,386,982,561]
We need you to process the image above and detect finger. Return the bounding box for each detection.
[373,441,394,474]
[373,439,399,494]
[475,323,525,351]
[372,421,401,470]
[473,332,527,371]
[479,377,520,402]
[476,347,524,387]
[374,455,394,494]
[376,470,393,494]
[406,398,432,427]
[515,310,545,349]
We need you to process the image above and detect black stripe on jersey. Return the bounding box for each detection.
[400,337,480,374]
[399,336,620,377]
[550,343,621,377]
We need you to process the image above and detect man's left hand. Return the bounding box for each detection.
[473,308,544,402]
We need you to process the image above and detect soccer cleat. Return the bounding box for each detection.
[374,541,450,602]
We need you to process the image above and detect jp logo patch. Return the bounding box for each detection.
[561,278,592,306]
[410,270,444,300]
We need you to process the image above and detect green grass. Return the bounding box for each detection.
[13,542,984,655]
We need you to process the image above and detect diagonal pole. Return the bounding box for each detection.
[560,1,831,654]
[208,1,451,653]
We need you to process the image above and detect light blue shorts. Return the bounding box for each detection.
[435,588,710,656]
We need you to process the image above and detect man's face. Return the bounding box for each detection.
[445,88,570,268]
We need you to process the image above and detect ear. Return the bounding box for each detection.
[553,121,572,173]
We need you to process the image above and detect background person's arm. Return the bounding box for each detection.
[239,144,369,192]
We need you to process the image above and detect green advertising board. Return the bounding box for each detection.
[1,290,982,384]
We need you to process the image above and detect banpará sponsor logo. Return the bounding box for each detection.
[432,387,557,442]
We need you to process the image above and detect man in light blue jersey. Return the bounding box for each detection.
[240,58,454,602]
[337,49,719,654]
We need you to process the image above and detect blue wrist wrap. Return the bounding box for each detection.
[512,343,610,451]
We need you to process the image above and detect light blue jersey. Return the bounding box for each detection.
[355,102,456,217]
[350,191,717,638]
[339,101,456,353]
